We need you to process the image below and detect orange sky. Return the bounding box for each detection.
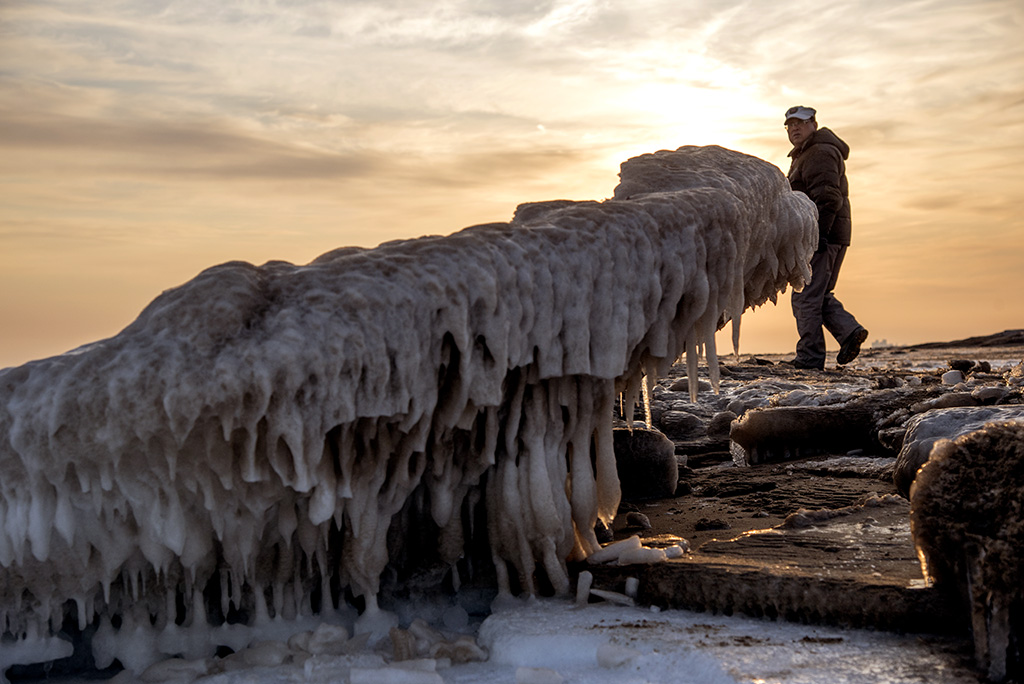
[2,0,1022,369]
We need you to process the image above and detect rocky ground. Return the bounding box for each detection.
[582,331,1024,680]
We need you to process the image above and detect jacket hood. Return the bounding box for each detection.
[801,127,849,160]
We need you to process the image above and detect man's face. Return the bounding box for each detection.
[786,118,817,147]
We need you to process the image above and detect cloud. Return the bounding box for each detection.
[1,0,1023,368]
[0,109,380,182]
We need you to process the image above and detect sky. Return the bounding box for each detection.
[1,0,1022,369]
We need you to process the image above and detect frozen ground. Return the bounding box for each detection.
[34,597,980,684]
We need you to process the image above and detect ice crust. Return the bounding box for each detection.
[0,145,815,670]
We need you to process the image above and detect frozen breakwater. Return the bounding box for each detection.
[0,145,816,675]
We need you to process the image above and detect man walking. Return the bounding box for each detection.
[784,105,868,370]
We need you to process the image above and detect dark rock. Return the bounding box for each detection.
[625,512,653,529]
[657,410,705,440]
[876,427,906,452]
[973,386,1010,404]
[875,374,904,389]
[929,392,979,409]
[694,517,731,531]
[948,359,974,373]
[726,398,756,415]
[668,377,711,393]
[613,427,678,501]
[707,411,737,439]
[1006,361,1024,387]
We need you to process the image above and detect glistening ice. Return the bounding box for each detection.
[0,145,816,673]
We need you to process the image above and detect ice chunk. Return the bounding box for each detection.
[238,640,293,667]
[575,570,593,607]
[137,656,211,682]
[305,622,350,656]
[665,542,689,558]
[586,535,642,564]
[481,618,607,669]
[589,588,635,606]
[0,633,73,677]
[618,546,668,565]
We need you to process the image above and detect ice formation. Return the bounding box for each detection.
[910,419,1024,682]
[0,145,815,672]
[894,406,1024,496]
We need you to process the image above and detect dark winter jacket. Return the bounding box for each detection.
[787,127,851,246]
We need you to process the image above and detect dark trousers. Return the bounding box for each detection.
[791,244,862,368]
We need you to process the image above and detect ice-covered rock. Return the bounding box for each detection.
[893,406,1024,496]
[729,393,885,465]
[910,420,1024,682]
[0,145,815,672]
[941,370,965,385]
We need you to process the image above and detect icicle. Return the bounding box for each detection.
[73,595,87,632]
[27,481,55,562]
[307,449,338,525]
[685,337,700,403]
[254,582,270,625]
[191,587,206,626]
[0,505,14,567]
[641,374,652,429]
[220,567,231,618]
[273,581,285,620]
[593,388,621,526]
[703,323,721,395]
